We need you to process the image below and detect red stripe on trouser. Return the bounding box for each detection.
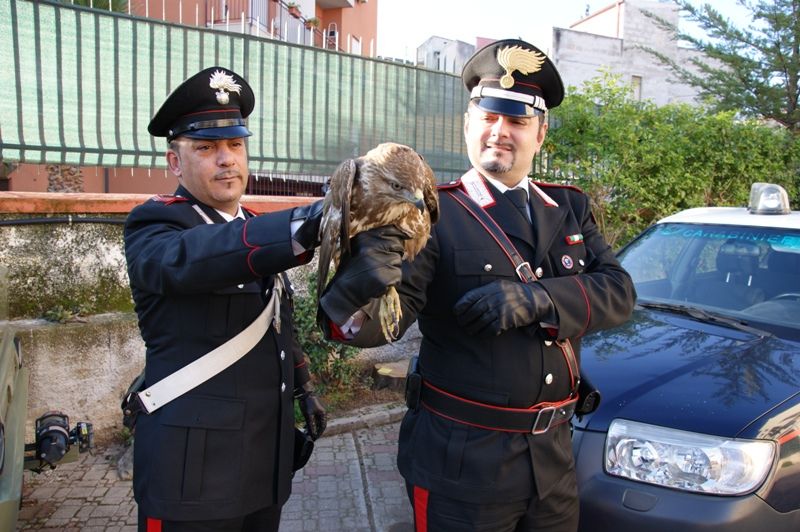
[413,485,429,532]
[147,518,162,532]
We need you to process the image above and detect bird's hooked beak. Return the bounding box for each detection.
[410,188,425,213]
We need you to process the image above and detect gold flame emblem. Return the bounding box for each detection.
[497,46,545,89]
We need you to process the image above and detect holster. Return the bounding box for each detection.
[575,370,602,415]
[120,369,146,430]
[405,356,422,411]
[292,428,315,472]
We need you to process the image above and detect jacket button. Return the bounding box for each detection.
[281,382,286,392]
[544,340,553,346]
[535,267,544,278]
[237,284,244,289]
[280,350,286,360]
[578,259,585,267]
[545,373,554,385]
[484,264,493,272]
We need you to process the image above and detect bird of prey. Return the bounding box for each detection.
[317,142,439,342]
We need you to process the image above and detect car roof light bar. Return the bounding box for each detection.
[748,182,791,215]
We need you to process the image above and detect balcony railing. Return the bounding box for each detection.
[205,0,346,52]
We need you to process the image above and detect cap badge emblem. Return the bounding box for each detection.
[497,46,545,89]
[209,69,242,105]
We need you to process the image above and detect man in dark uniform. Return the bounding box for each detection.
[318,40,636,531]
[124,66,326,532]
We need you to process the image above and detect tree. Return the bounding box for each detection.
[642,0,800,133]
[540,70,800,246]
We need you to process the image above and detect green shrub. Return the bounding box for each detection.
[292,271,361,394]
[541,70,800,247]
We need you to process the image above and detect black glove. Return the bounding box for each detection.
[295,382,327,440]
[291,200,324,250]
[453,280,555,336]
[319,225,407,324]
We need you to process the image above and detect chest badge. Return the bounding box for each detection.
[562,255,574,270]
[565,233,584,245]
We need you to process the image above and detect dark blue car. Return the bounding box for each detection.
[573,183,800,531]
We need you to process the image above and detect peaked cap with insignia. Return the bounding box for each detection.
[148,66,255,141]
[462,39,564,117]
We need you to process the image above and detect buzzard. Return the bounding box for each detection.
[317,142,439,342]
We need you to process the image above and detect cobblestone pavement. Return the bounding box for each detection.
[17,446,137,532]
[17,412,413,532]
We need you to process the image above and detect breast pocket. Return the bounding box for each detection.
[153,394,246,503]
[206,281,263,338]
[453,248,516,292]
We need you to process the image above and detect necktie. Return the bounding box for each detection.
[505,188,530,222]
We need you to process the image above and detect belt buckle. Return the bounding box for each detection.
[531,406,556,435]
[515,262,536,282]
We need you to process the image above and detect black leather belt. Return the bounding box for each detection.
[420,380,577,435]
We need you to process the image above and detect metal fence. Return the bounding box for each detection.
[0,0,470,185]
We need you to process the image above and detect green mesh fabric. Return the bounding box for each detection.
[0,0,469,180]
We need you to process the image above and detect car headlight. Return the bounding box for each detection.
[605,419,775,495]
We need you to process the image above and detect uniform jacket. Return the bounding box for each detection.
[346,171,636,504]
[124,185,312,521]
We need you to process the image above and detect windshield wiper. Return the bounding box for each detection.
[637,301,774,338]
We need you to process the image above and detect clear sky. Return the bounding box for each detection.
[376,0,750,61]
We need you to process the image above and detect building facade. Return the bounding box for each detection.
[416,36,475,74]
[551,0,706,105]
[128,0,378,57]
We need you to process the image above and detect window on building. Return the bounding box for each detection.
[631,75,642,101]
[351,35,362,55]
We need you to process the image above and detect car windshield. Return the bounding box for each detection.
[619,223,800,336]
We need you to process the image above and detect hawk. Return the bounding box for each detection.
[317,142,439,342]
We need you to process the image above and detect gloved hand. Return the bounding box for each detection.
[295,382,327,440]
[453,280,555,336]
[291,200,324,250]
[319,225,407,323]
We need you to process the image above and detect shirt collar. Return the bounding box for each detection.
[215,205,245,222]
[482,174,531,200]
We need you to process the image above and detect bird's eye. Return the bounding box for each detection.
[391,182,403,191]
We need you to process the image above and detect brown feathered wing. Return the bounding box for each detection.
[316,142,440,341]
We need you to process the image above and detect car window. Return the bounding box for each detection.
[619,223,800,334]
[617,228,685,284]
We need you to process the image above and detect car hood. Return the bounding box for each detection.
[578,307,800,437]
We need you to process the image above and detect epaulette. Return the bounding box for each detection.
[150,194,189,206]
[437,179,462,190]
[533,181,585,194]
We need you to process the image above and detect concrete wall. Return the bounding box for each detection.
[12,313,144,443]
[553,0,705,106]
[417,36,475,74]
[569,0,624,38]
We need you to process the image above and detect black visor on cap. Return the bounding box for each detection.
[473,96,539,118]
[174,125,252,141]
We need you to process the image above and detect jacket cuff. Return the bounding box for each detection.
[242,209,311,276]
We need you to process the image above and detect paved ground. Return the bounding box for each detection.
[17,404,413,532]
